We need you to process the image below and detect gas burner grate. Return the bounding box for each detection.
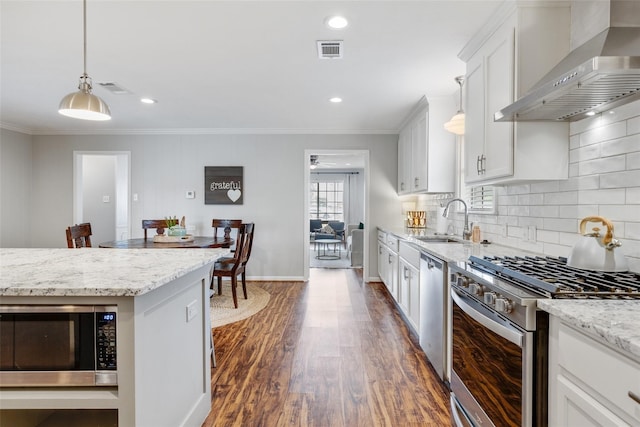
[469,255,640,298]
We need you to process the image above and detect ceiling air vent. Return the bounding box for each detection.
[317,41,343,59]
[97,82,131,95]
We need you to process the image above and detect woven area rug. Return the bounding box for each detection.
[210,282,270,328]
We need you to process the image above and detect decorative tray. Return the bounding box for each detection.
[153,234,194,243]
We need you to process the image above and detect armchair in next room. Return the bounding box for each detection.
[346,224,364,267]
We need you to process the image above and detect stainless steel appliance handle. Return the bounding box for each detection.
[452,288,523,347]
[629,391,640,405]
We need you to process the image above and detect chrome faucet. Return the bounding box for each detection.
[443,198,472,240]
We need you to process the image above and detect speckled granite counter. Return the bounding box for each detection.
[0,248,230,297]
[378,226,544,263]
[537,299,640,360]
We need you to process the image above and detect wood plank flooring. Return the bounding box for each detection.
[202,268,452,427]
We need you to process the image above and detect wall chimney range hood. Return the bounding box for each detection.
[495,0,640,122]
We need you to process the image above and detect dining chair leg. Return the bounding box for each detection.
[241,272,248,300]
[217,276,223,295]
[231,276,238,308]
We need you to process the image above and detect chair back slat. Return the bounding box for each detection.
[142,219,174,239]
[212,219,242,241]
[66,223,92,248]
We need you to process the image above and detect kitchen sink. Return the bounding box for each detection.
[414,236,461,243]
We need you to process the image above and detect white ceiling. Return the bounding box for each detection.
[0,0,501,135]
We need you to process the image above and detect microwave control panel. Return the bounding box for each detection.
[96,312,117,370]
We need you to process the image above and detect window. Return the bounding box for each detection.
[466,185,495,213]
[309,181,344,221]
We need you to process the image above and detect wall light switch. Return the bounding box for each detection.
[186,300,198,322]
[133,193,138,202]
[186,190,195,199]
[102,195,110,203]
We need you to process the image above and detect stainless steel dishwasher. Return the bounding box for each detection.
[419,252,448,383]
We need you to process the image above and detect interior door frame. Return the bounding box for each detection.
[73,151,132,241]
[303,149,370,281]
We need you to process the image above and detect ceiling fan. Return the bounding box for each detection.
[309,155,336,169]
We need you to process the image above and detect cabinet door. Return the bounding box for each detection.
[408,262,420,331]
[398,259,411,316]
[411,111,428,192]
[554,375,630,427]
[388,250,398,300]
[397,128,412,194]
[464,52,485,183]
[483,27,514,181]
[377,242,387,284]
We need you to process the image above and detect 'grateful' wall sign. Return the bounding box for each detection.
[205,166,243,205]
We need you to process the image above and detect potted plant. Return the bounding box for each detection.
[166,216,186,236]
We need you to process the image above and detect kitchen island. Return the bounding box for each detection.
[0,248,230,427]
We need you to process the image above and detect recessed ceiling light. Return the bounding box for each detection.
[329,97,343,103]
[326,16,348,29]
[586,111,596,116]
[140,97,157,104]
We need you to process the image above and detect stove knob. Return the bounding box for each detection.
[484,292,496,306]
[469,283,484,296]
[457,276,470,288]
[495,297,513,314]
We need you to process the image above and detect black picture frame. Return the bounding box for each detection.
[204,166,244,205]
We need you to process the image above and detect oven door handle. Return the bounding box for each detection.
[452,289,524,347]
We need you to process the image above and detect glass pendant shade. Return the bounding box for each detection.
[59,76,111,121]
[444,112,465,135]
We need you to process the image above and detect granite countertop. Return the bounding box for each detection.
[378,226,640,359]
[0,248,230,297]
[537,299,640,360]
[378,226,543,263]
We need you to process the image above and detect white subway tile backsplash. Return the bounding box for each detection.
[628,152,640,169]
[600,134,640,157]
[627,188,640,204]
[529,205,559,218]
[558,204,599,219]
[578,155,626,175]
[569,134,580,150]
[628,114,640,136]
[626,222,640,240]
[568,163,579,177]
[506,184,531,195]
[600,170,640,189]
[517,193,544,205]
[543,218,579,233]
[580,121,626,146]
[569,143,600,163]
[537,230,559,244]
[558,175,600,191]
[544,191,578,205]
[530,181,560,193]
[578,188,626,204]
[598,205,640,222]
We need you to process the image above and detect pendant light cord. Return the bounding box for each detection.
[83,0,88,77]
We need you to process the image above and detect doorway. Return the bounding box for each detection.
[303,149,369,280]
[73,151,131,245]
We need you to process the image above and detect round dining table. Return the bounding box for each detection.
[99,236,233,249]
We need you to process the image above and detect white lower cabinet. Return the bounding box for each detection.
[377,230,398,300]
[549,316,640,427]
[398,241,420,333]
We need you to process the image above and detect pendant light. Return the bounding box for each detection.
[58,0,111,121]
[444,76,464,135]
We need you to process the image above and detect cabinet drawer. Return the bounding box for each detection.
[399,241,420,268]
[386,234,399,252]
[377,230,387,243]
[558,323,640,421]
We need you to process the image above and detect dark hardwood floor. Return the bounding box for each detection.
[203,268,452,427]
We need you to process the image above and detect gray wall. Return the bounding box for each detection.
[0,131,400,280]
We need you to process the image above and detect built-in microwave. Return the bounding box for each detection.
[0,305,117,387]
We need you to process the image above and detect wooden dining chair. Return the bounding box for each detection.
[212,219,242,251]
[66,223,93,248]
[142,219,174,239]
[211,223,255,309]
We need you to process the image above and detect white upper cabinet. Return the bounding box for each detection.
[397,96,456,195]
[460,2,571,185]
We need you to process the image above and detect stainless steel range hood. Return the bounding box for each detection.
[495,0,640,122]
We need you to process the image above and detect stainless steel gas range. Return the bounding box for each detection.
[448,255,640,427]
